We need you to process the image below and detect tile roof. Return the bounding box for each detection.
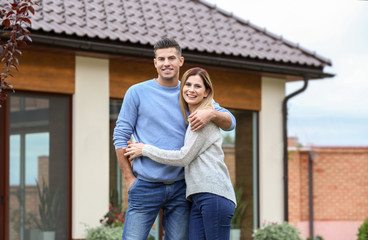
[0,0,331,68]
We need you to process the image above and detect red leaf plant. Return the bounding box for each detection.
[100,202,126,227]
[0,0,37,107]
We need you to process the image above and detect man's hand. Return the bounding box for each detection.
[189,108,233,131]
[126,175,137,191]
[188,109,215,131]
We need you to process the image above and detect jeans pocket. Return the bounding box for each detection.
[128,179,139,194]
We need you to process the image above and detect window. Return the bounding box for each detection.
[109,99,123,207]
[2,93,71,240]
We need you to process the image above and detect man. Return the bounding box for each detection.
[113,38,236,240]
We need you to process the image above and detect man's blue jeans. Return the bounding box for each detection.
[122,179,190,240]
[189,193,235,240]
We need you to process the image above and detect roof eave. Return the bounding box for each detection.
[28,32,334,80]
[184,52,334,80]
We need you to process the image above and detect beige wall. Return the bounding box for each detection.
[72,56,110,238]
[259,76,286,224]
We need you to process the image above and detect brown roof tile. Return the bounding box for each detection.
[0,0,331,67]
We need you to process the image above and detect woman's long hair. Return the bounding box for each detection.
[179,67,214,124]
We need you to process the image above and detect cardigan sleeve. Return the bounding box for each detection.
[142,124,218,167]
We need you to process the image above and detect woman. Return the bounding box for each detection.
[125,67,236,240]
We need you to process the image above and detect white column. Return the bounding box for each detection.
[72,56,110,238]
[259,76,286,224]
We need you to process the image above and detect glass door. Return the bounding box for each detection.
[222,110,259,240]
[3,93,70,240]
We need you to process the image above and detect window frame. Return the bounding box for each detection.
[0,91,73,240]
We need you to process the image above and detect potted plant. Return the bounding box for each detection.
[28,178,60,240]
[230,185,248,240]
[252,222,302,240]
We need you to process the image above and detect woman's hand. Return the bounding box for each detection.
[124,141,145,161]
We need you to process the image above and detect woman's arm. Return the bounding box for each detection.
[125,124,217,167]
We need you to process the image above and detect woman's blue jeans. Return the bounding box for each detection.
[122,179,190,240]
[189,193,235,240]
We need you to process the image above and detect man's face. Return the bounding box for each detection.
[154,47,184,82]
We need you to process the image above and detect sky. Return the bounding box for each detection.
[208,0,368,146]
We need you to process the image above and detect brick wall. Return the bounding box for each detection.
[288,147,302,225]
[223,146,236,185]
[311,147,368,221]
[288,142,368,239]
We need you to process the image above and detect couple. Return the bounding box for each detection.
[113,38,237,240]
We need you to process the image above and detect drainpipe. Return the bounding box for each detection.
[282,74,310,221]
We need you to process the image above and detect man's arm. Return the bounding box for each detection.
[113,87,139,190]
[189,109,232,132]
[116,148,136,190]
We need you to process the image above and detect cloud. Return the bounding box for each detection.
[210,0,368,145]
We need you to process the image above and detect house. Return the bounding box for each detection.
[288,137,368,240]
[0,0,332,239]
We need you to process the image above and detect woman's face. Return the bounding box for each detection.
[182,75,210,111]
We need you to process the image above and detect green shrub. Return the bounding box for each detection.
[253,222,302,240]
[85,225,123,240]
[357,217,368,240]
[306,235,324,240]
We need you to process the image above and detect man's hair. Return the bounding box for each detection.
[153,38,182,57]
